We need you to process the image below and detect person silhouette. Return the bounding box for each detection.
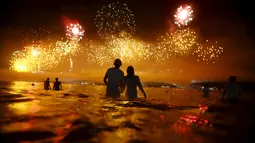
[202,84,210,98]
[123,66,147,99]
[53,77,62,91]
[44,78,51,90]
[103,59,124,98]
[222,76,242,103]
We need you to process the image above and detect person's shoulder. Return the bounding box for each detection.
[119,69,124,74]
[133,75,140,80]
[107,67,115,71]
[106,67,114,73]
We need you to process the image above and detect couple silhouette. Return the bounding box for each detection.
[103,59,147,99]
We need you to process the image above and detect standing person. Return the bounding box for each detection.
[103,59,124,98]
[202,84,210,98]
[222,76,242,103]
[123,66,147,99]
[44,78,51,90]
[53,77,62,91]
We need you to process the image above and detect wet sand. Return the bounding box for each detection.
[0,81,255,143]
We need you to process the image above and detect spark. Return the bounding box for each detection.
[65,22,85,71]
[154,28,197,62]
[9,43,65,73]
[66,23,85,41]
[22,28,52,46]
[174,5,193,27]
[85,35,151,66]
[193,40,224,64]
[94,2,136,38]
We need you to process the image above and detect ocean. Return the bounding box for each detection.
[0,81,254,143]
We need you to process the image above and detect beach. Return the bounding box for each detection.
[0,81,254,143]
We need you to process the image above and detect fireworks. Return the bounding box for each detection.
[9,39,86,73]
[171,28,197,54]
[55,40,81,56]
[106,35,151,62]
[86,35,151,66]
[9,43,65,73]
[9,6,226,73]
[10,51,28,72]
[65,22,85,71]
[66,23,85,41]
[94,2,136,38]
[155,28,197,62]
[55,40,83,71]
[10,58,29,72]
[22,28,52,46]
[193,40,224,64]
[12,28,58,72]
[86,43,113,66]
[174,5,193,27]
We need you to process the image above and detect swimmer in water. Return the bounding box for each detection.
[44,78,51,90]
[53,77,62,91]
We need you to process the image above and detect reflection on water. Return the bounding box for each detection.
[9,81,35,94]
[2,119,35,132]
[8,100,41,115]
[0,81,240,143]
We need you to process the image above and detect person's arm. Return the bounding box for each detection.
[48,82,51,89]
[119,72,125,93]
[103,70,108,85]
[60,83,62,90]
[53,83,55,90]
[137,76,146,99]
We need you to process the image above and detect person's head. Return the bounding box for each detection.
[127,66,134,77]
[47,77,49,81]
[204,84,209,88]
[228,76,236,83]
[55,77,58,81]
[114,59,122,68]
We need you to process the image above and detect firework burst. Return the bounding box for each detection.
[171,28,197,54]
[106,35,151,62]
[66,23,85,41]
[65,22,85,71]
[85,35,151,66]
[55,40,84,71]
[94,2,136,38]
[9,43,65,73]
[193,40,224,64]
[155,28,197,62]
[174,5,193,27]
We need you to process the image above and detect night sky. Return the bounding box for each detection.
[1,0,255,71]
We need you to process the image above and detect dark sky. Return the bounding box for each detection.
[1,0,255,69]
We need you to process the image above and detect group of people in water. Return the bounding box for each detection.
[43,58,146,99]
[103,59,147,99]
[44,77,62,91]
[202,75,242,103]
[43,58,242,103]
